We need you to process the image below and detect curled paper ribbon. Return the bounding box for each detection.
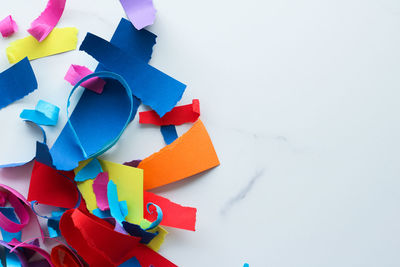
[28,0,66,42]
[0,184,44,239]
[66,71,134,159]
[144,203,162,231]
[51,245,82,267]
[0,193,30,233]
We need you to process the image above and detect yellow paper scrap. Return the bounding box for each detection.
[6,27,78,63]
[75,159,144,224]
[147,226,168,252]
[77,179,97,211]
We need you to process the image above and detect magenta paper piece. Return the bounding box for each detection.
[0,15,18,37]
[92,172,110,211]
[119,0,156,30]
[0,184,44,239]
[64,65,105,94]
[28,0,66,42]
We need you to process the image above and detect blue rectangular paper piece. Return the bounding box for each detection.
[50,19,152,171]
[0,57,37,109]
[160,125,178,145]
[0,207,21,242]
[80,32,186,117]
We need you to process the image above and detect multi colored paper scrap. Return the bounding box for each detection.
[0,1,220,266]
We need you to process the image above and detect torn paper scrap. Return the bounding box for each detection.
[64,64,105,94]
[60,208,176,266]
[138,119,220,190]
[0,15,18,37]
[6,27,78,64]
[110,18,156,62]
[76,159,144,224]
[119,0,156,30]
[92,172,109,211]
[140,99,200,126]
[144,191,197,231]
[28,161,79,209]
[50,18,154,171]
[80,32,186,117]
[75,158,102,182]
[28,0,66,42]
[161,125,178,145]
[20,99,60,126]
[0,57,37,110]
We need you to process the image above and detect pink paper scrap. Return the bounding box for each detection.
[0,15,18,37]
[64,65,106,94]
[92,172,110,211]
[28,0,66,42]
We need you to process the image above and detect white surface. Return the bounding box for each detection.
[0,0,400,266]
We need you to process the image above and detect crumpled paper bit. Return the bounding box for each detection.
[76,159,144,224]
[80,32,186,117]
[50,18,154,171]
[122,221,158,244]
[160,125,178,145]
[0,15,18,37]
[140,99,200,126]
[6,27,78,64]
[20,100,60,126]
[64,65,106,94]
[28,161,79,209]
[119,0,156,30]
[60,209,176,266]
[51,71,138,171]
[138,119,220,190]
[28,0,66,42]
[144,191,197,231]
[0,57,37,110]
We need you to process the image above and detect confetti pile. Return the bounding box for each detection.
[0,0,220,266]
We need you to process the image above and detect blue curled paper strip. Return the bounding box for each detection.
[66,71,134,160]
[144,202,163,231]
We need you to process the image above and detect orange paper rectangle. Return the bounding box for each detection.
[138,119,219,190]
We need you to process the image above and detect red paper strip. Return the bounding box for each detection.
[60,209,176,267]
[144,191,197,231]
[139,99,200,126]
[28,161,78,209]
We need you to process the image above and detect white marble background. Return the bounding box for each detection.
[0,0,400,266]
